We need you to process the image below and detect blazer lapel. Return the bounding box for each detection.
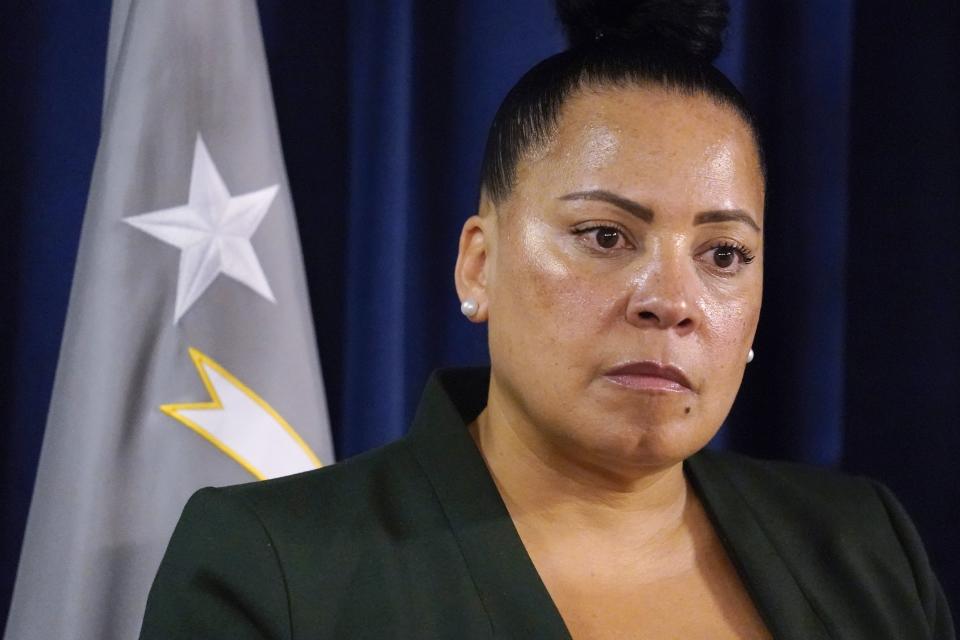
[686,451,834,640]
[406,368,573,639]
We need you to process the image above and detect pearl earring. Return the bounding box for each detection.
[747,348,755,364]
[460,299,479,317]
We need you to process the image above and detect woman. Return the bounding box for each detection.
[140,1,954,638]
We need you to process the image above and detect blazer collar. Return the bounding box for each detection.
[406,367,831,640]
[687,452,833,639]
[406,367,572,638]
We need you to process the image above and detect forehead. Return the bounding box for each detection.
[513,85,764,218]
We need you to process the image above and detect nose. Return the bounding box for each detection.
[625,254,699,335]
[628,298,696,333]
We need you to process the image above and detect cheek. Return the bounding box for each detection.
[697,278,761,380]
[701,294,749,344]
[504,224,621,345]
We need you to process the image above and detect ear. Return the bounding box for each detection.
[454,213,493,323]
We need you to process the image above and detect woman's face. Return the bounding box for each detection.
[464,86,765,471]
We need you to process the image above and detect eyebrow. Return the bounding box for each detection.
[559,190,653,222]
[694,210,762,232]
[558,189,761,232]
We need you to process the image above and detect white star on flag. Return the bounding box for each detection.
[125,134,279,323]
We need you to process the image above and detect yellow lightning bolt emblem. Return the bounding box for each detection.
[161,347,322,480]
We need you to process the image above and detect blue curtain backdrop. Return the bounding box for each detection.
[2,0,958,627]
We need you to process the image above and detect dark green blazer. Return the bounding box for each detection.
[140,368,954,639]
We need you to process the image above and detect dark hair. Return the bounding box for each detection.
[479,0,764,205]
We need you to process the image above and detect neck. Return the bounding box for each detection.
[469,387,691,550]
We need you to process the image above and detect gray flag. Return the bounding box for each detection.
[4,1,334,638]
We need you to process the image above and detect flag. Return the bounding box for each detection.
[3,1,334,638]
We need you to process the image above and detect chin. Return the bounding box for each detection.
[580,413,719,470]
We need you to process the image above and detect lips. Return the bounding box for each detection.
[603,361,694,393]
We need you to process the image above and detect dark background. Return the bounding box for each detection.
[2,0,958,628]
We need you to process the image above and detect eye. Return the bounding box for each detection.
[572,223,634,253]
[702,241,756,274]
[595,227,621,249]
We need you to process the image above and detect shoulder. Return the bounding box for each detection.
[143,438,486,638]
[157,439,425,571]
[694,447,878,507]
[204,437,431,541]
[692,449,955,638]
[694,448,906,540]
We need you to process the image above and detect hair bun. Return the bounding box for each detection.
[555,0,730,62]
